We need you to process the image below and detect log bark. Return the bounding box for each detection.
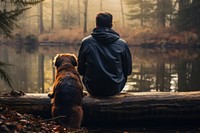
[1,92,200,125]
[83,92,200,125]
[0,93,52,117]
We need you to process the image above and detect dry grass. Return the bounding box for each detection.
[0,26,198,46]
[38,27,84,45]
[116,26,199,45]
[36,27,199,46]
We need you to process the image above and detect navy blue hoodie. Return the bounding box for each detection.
[78,27,132,96]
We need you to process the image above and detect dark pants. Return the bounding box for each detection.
[83,78,126,97]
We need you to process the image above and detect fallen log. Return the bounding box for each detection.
[1,92,200,125]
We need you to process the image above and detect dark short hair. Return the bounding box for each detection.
[96,12,113,28]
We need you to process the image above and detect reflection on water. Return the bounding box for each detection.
[0,44,200,93]
[125,47,200,92]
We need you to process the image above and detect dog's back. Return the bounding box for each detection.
[53,65,83,108]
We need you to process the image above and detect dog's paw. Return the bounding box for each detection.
[48,93,53,98]
[83,91,88,97]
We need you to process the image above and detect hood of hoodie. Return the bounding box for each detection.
[91,27,120,45]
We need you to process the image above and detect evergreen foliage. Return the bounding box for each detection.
[0,62,12,89]
[176,0,200,34]
[124,0,176,27]
[125,0,156,26]
[0,0,43,37]
[156,0,175,27]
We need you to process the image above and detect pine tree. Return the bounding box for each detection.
[0,0,43,37]
[125,0,176,27]
[176,0,200,34]
[124,0,156,26]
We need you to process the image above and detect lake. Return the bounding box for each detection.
[0,44,200,94]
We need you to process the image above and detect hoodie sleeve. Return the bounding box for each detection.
[122,43,132,77]
[77,42,86,75]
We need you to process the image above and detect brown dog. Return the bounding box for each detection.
[48,53,83,128]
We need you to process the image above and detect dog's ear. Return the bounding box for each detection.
[70,54,78,66]
[53,54,61,68]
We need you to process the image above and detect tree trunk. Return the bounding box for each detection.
[120,0,125,27]
[77,0,81,26]
[1,92,200,125]
[83,0,88,33]
[157,0,166,27]
[140,0,144,26]
[51,0,54,29]
[39,2,44,33]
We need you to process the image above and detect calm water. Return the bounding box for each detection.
[0,44,200,93]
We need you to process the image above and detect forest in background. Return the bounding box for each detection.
[0,0,200,46]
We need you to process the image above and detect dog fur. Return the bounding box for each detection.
[48,53,83,128]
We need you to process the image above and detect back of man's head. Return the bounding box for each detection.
[96,12,113,28]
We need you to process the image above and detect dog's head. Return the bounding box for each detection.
[53,53,77,69]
